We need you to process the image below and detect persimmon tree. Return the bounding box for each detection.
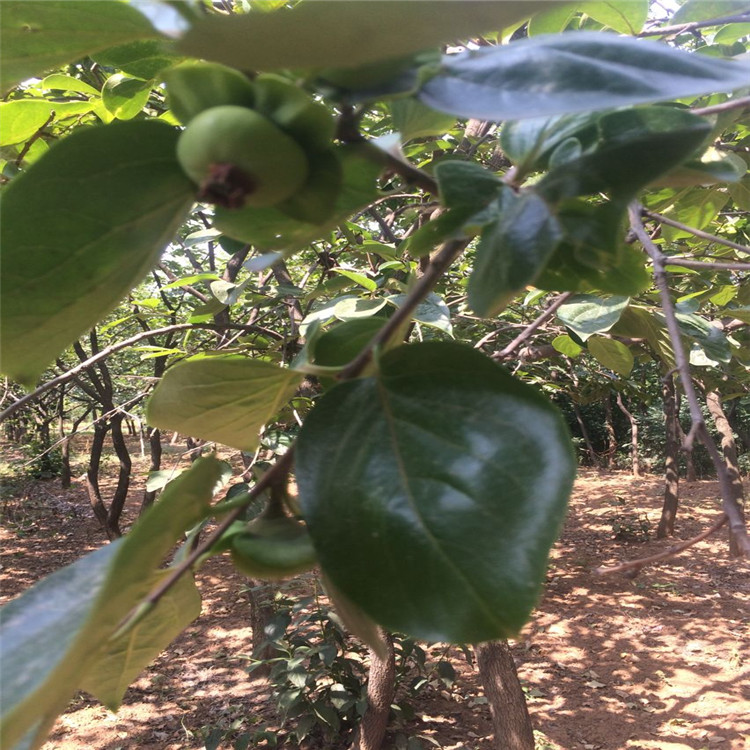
[1,1,750,749]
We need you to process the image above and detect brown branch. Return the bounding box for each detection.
[662,257,750,272]
[337,237,470,380]
[595,514,728,576]
[492,293,572,360]
[0,323,282,422]
[637,11,750,37]
[629,203,750,556]
[691,95,750,117]
[643,210,750,256]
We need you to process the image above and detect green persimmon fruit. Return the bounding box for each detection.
[253,74,336,154]
[176,105,309,208]
[278,147,342,224]
[230,515,317,580]
[164,62,255,125]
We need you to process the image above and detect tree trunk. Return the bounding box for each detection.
[105,413,131,538]
[615,392,640,477]
[350,631,396,750]
[86,421,112,537]
[475,640,534,750]
[57,388,71,489]
[249,581,277,677]
[657,375,680,539]
[603,394,617,470]
[140,427,163,513]
[572,402,600,467]
[705,390,746,558]
[727,398,750,453]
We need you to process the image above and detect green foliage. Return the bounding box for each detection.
[1,1,749,744]
[244,591,461,748]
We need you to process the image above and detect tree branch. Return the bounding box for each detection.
[0,323,283,422]
[629,203,750,556]
[643,209,750,255]
[595,513,728,577]
[492,293,572,360]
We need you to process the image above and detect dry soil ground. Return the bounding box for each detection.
[1,448,748,750]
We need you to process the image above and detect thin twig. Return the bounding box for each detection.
[643,209,750,255]
[637,12,750,37]
[492,293,572,360]
[663,257,750,272]
[691,95,750,117]
[629,203,750,555]
[337,238,470,380]
[595,514,728,576]
[16,110,56,166]
[0,323,277,423]
[117,448,296,631]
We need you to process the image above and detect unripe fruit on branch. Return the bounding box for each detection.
[164,62,255,125]
[176,105,309,208]
[253,74,336,154]
[231,515,317,580]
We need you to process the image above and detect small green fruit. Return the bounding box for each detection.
[176,105,309,208]
[164,62,255,125]
[253,74,336,154]
[231,515,317,580]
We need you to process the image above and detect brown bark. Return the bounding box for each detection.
[475,640,534,750]
[57,387,71,489]
[140,427,163,514]
[249,581,277,677]
[603,395,617,470]
[85,420,112,537]
[350,630,396,750]
[705,390,746,557]
[657,375,680,539]
[105,413,131,537]
[572,402,600,467]
[615,392,640,477]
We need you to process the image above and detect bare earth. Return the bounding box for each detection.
[1,463,748,750]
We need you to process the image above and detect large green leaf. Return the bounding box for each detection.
[557,295,630,340]
[177,1,549,72]
[296,342,576,643]
[418,32,750,121]
[0,1,160,93]
[611,305,676,368]
[0,121,194,386]
[537,107,712,201]
[468,186,563,317]
[0,457,221,750]
[588,335,634,376]
[146,357,304,451]
[670,0,750,24]
[78,573,201,711]
[676,310,732,364]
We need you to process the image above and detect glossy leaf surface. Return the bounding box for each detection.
[468,186,563,317]
[557,295,630,341]
[146,357,303,452]
[0,121,194,385]
[419,32,750,121]
[296,342,575,643]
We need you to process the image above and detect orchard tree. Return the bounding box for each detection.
[2,1,750,749]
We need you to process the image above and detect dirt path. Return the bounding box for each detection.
[1,469,747,749]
